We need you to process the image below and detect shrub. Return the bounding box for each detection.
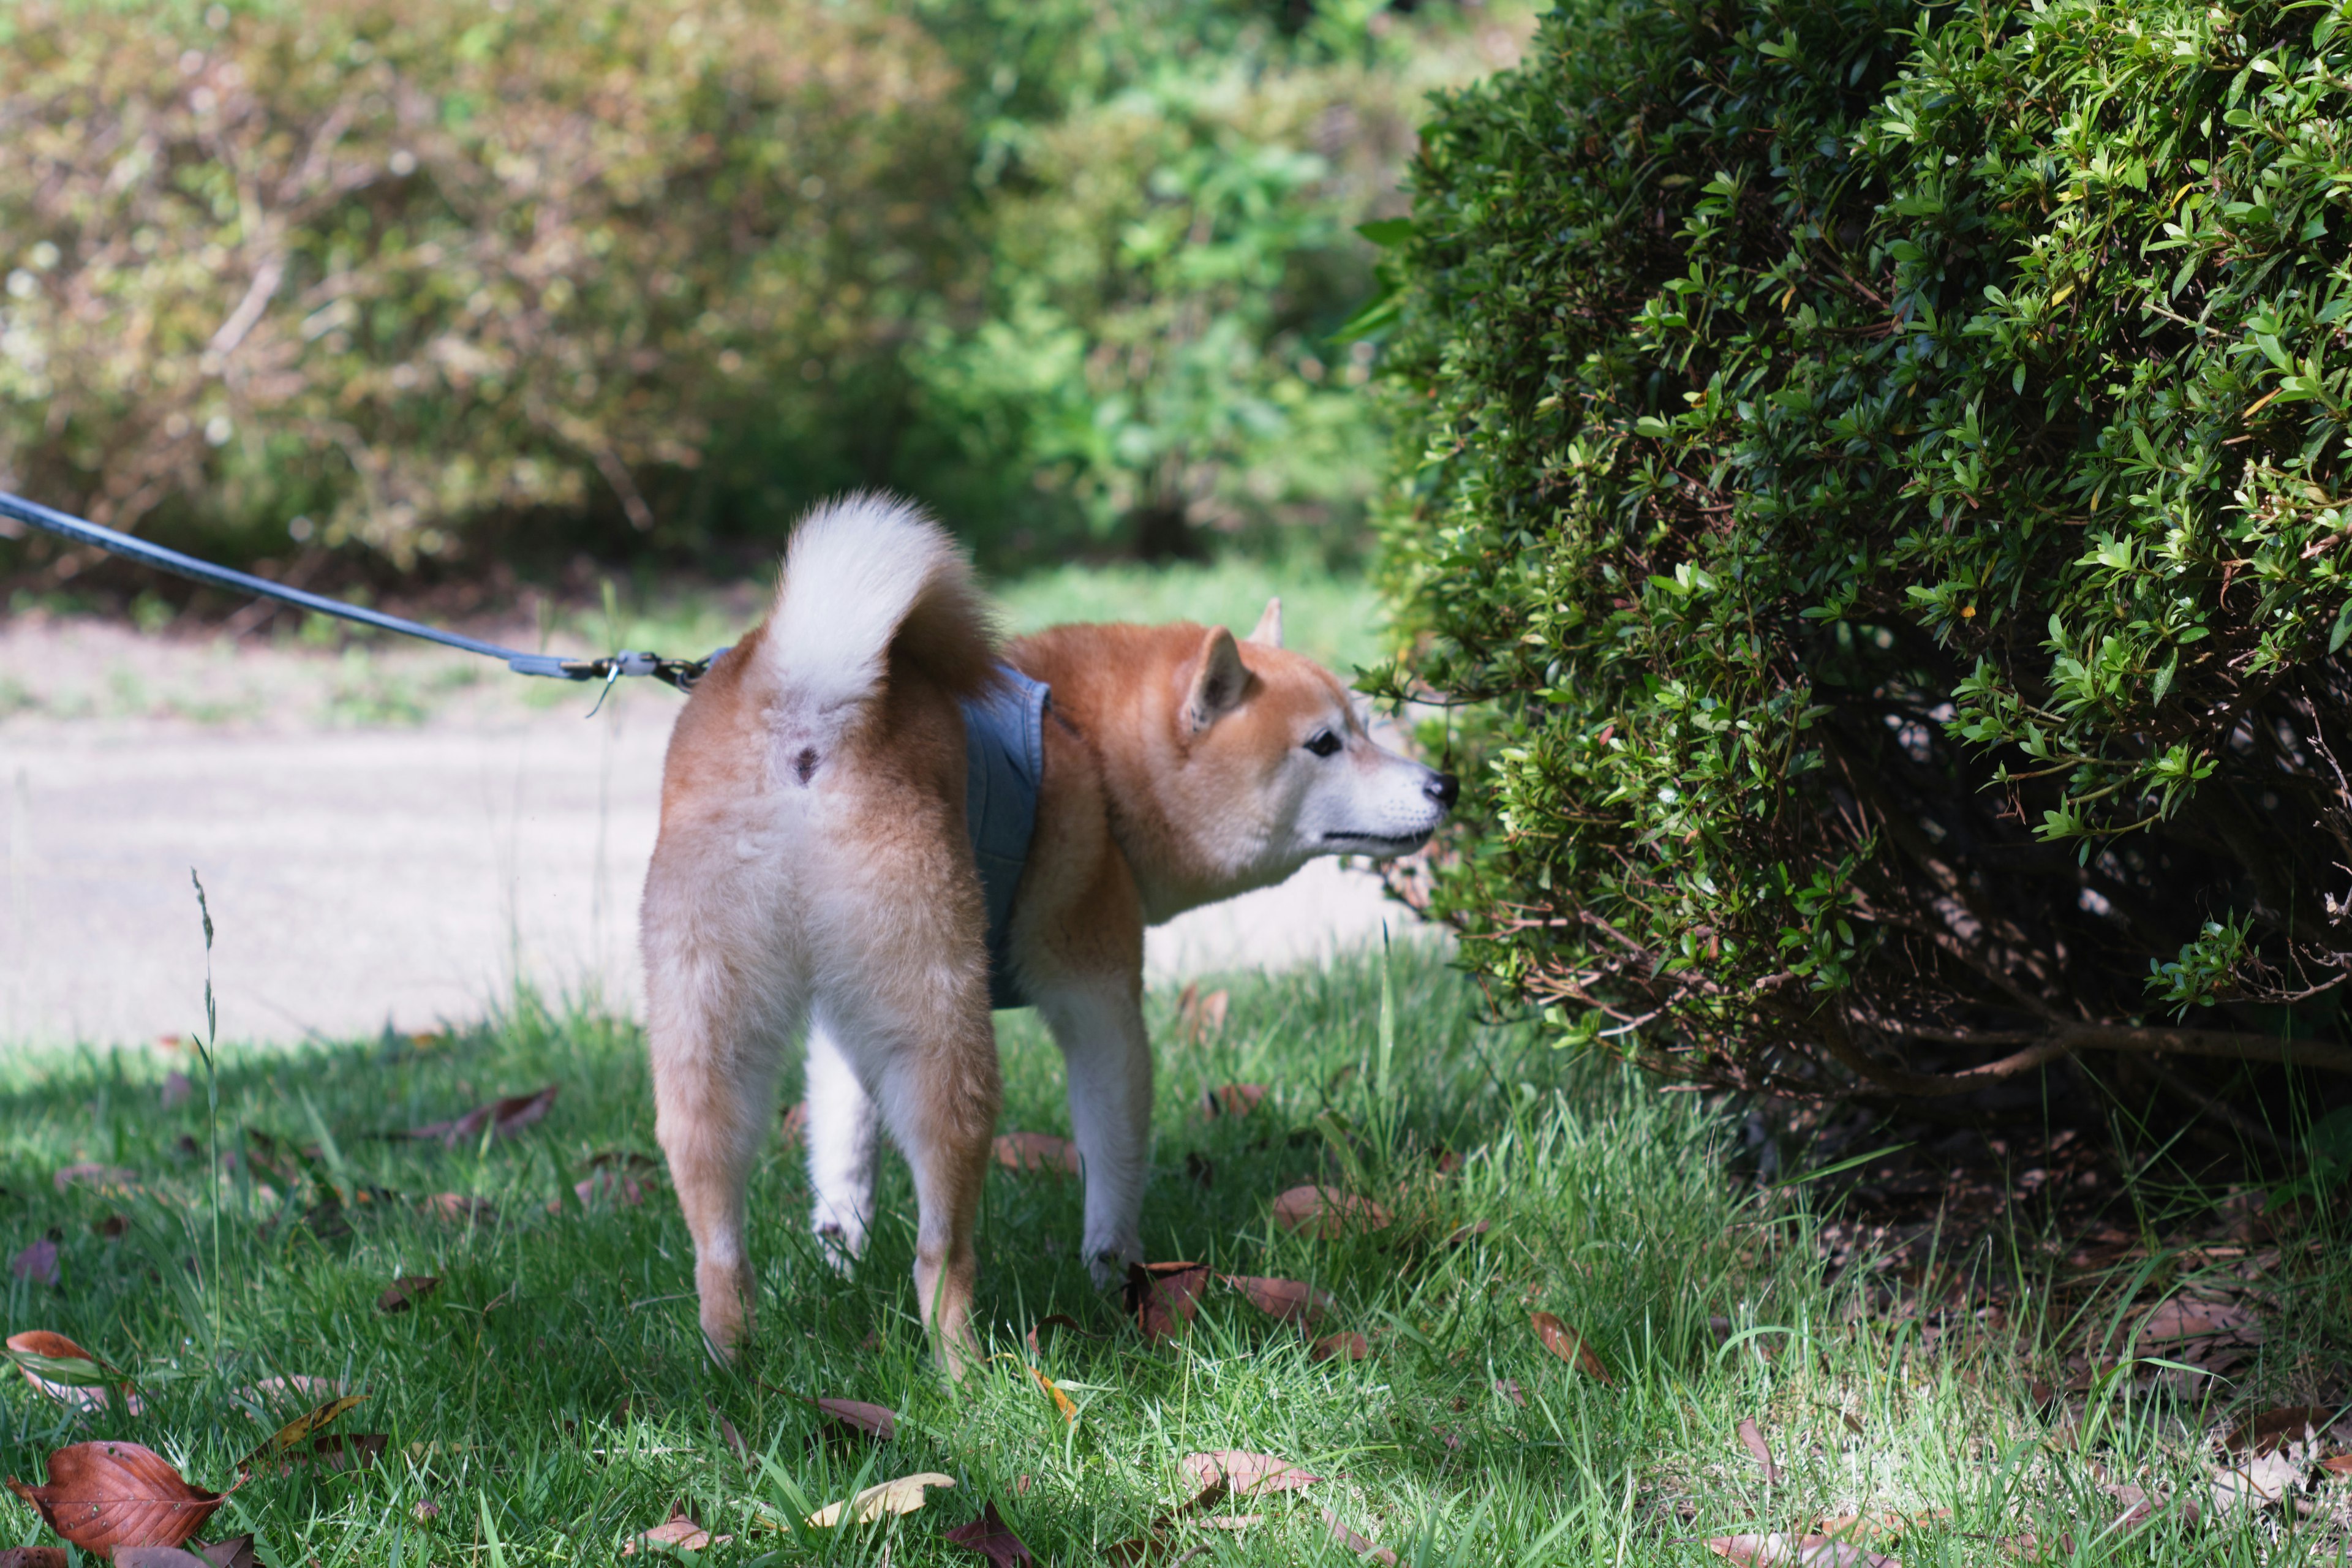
[1373,0,2352,1102]
[0,0,963,574]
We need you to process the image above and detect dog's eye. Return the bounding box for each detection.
[1304,729,1342,758]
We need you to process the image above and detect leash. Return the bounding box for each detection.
[0,488,719,691]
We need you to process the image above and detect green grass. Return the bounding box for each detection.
[0,950,2337,1562]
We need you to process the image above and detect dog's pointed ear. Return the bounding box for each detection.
[1245,597,1283,649]
[1183,626,1253,735]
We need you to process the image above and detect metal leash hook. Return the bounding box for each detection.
[584,654,634,718]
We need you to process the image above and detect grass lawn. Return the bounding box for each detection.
[0,945,2343,1562]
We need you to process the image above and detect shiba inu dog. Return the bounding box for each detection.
[641,494,1457,1370]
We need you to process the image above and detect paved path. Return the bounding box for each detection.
[0,619,1418,1049]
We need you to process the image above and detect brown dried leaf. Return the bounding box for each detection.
[195,1533,259,1567]
[810,1397,895,1442]
[0,1548,66,1567]
[623,1502,730,1555]
[1029,1366,1077,1424]
[1202,1085,1266,1118]
[1310,1332,1370,1363]
[405,1084,558,1147]
[235,1375,344,1414]
[1176,984,1229,1044]
[6,1330,139,1414]
[1220,1274,1333,1324]
[421,1193,497,1224]
[1529,1312,1610,1382]
[112,1551,210,1567]
[377,1274,440,1313]
[1809,1510,1947,1542]
[2323,1455,2352,1478]
[807,1471,955,1526]
[1493,1378,1526,1406]
[236,1393,367,1474]
[944,1500,1036,1567]
[1319,1507,1398,1566]
[53,1164,137,1195]
[992,1133,1080,1176]
[10,1240,58,1286]
[92,1214,129,1240]
[1704,1534,1898,1566]
[1736,1418,1783,1485]
[1126,1262,1210,1344]
[1442,1220,1491,1248]
[1180,1452,1322,1497]
[1269,1186,1390,1238]
[2225,1405,2335,1457]
[4,1441,225,1551]
[574,1167,646,1208]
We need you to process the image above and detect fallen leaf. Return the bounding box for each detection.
[6,1331,140,1414]
[1310,1332,1370,1363]
[405,1084,559,1147]
[1992,1532,2074,1563]
[781,1101,809,1145]
[1269,1186,1391,1238]
[809,1397,895,1442]
[4,1441,226,1552]
[1029,1366,1077,1424]
[623,1502,730,1555]
[2209,1450,2302,1512]
[1529,1312,1610,1382]
[52,1164,137,1195]
[235,1375,344,1414]
[0,1549,66,1567]
[1319,1507,1398,1566]
[377,1275,440,1313]
[575,1167,646,1208]
[1441,1220,1491,1248]
[945,1500,1036,1567]
[2225,1405,2334,1457]
[1202,1085,1266,1118]
[113,1551,210,1567]
[196,1534,260,1567]
[1180,1452,1321,1496]
[589,1150,663,1177]
[236,1394,368,1474]
[92,1214,128,1240]
[714,1406,750,1468]
[993,1133,1080,1176]
[1809,1510,1947,1542]
[1221,1274,1333,1324]
[808,1471,955,1527]
[1493,1378,1526,1406]
[411,1499,442,1523]
[2324,1455,2352,1478]
[1025,1314,1102,1356]
[1126,1262,1210,1344]
[161,1073,193,1110]
[10,1241,58,1286]
[1736,1417,1783,1485]
[421,1193,497,1224]
[1704,1534,1896,1566]
[1199,1515,1263,1529]
[284,1434,386,1474]
[1176,985,1229,1044]
[1183,1151,1215,1188]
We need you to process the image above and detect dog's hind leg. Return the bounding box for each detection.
[805,1014,880,1269]
[1036,979,1152,1287]
[647,928,801,1363]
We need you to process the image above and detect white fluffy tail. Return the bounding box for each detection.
[761,493,994,723]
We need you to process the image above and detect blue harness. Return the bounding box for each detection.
[957,668,1050,1009]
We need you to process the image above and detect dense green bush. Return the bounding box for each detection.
[1374,0,2352,1103]
[0,0,963,572]
[0,0,1525,583]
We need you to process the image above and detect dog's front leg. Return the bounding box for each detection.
[1038,979,1152,1286]
[804,1016,880,1269]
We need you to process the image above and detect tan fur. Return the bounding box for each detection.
[644,501,1451,1376]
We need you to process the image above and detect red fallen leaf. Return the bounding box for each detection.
[53,1164,137,1195]
[1310,1332,1370,1363]
[1320,1507,1398,1566]
[10,1240,57,1286]
[377,1275,440,1313]
[1221,1274,1333,1323]
[235,1393,368,1474]
[944,1499,1036,1566]
[574,1167,646,1208]
[2225,1405,2335,1456]
[1736,1417,1784,1485]
[810,1397,895,1441]
[2323,1455,2352,1477]
[1126,1262,1210,1343]
[1493,1378,1526,1406]
[1180,1452,1322,1496]
[1202,1084,1267,1118]
[4,1441,227,1551]
[1025,1314,1104,1356]
[782,1101,809,1145]
[421,1194,497,1224]
[6,1330,140,1414]
[0,1549,67,1566]
[623,1502,729,1555]
[993,1133,1080,1175]
[1529,1312,1610,1382]
[1270,1186,1390,1238]
[405,1084,558,1147]
[1431,1147,1464,1176]
[1705,1534,1896,1566]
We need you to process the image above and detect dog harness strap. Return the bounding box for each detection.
[959,666,1050,1010]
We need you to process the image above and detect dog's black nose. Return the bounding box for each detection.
[1427,771,1460,810]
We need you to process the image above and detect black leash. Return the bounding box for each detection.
[0,488,718,691]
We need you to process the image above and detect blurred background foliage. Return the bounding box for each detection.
[0,0,1528,595]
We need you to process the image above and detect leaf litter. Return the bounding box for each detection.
[1529,1311,1610,1381]
[6,1330,142,1414]
[5,1441,230,1553]
[944,1500,1036,1567]
[807,1471,956,1526]
[401,1084,558,1147]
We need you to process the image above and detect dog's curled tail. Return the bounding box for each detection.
[761,493,997,727]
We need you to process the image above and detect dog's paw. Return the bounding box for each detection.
[815,1221,864,1276]
[1085,1245,1137,1291]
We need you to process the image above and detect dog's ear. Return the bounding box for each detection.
[1245,597,1283,649]
[1183,626,1254,734]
